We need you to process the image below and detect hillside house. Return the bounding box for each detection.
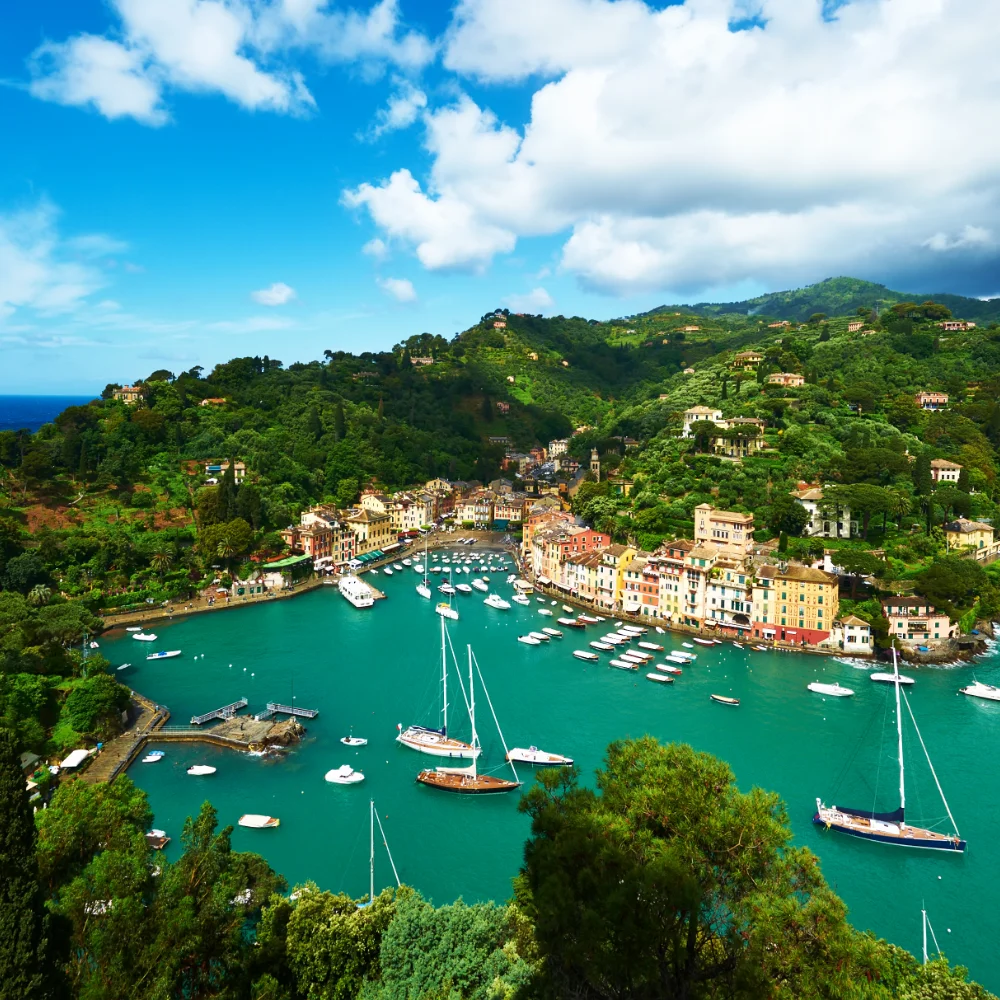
[681,405,722,437]
[732,350,763,369]
[113,385,146,405]
[930,458,962,484]
[939,320,976,331]
[693,504,754,563]
[943,518,996,559]
[199,397,227,406]
[882,598,955,644]
[790,485,855,539]
[204,460,246,484]
[847,320,864,332]
[767,372,806,387]
[915,391,948,410]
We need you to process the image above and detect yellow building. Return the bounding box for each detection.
[944,518,996,560]
[752,563,839,645]
[693,504,754,563]
[344,507,395,556]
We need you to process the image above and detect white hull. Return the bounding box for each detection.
[507,746,573,766]
[807,682,855,697]
[960,682,1000,702]
[435,604,459,620]
[339,575,375,608]
[416,584,432,599]
[396,728,480,758]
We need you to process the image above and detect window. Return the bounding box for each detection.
[781,618,786,626]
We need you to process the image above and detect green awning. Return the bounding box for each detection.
[263,554,313,570]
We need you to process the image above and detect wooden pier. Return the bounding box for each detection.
[254,702,319,722]
[190,698,248,725]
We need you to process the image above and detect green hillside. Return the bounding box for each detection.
[641,276,1000,324]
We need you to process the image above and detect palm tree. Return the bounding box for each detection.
[216,534,236,569]
[887,489,912,530]
[27,584,51,607]
[151,549,173,577]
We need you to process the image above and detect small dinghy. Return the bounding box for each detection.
[657,663,682,675]
[752,645,768,651]
[393,563,403,571]
[733,642,744,649]
[647,672,673,684]
[562,605,574,613]
[638,641,664,651]
[871,672,915,685]
[538,608,554,616]
[682,642,694,649]
[117,663,131,671]
[507,746,574,766]
[655,626,665,634]
[518,635,541,645]
[710,694,740,706]
[529,631,550,642]
[126,626,143,632]
[573,649,599,662]
[340,735,368,746]
[187,765,217,776]
[590,641,613,651]
[239,814,279,828]
[536,597,547,603]
[325,765,365,785]
[693,638,715,646]
[542,627,563,637]
[807,682,855,697]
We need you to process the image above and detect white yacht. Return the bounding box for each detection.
[960,679,1000,702]
[325,765,366,785]
[506,746,574,766]
[484,593,511,610]
[807,681,855,697]
[512,594,531,606]
[339,575,375,609]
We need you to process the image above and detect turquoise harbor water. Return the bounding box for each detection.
[101,554,1000,990]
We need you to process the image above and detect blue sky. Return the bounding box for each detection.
[1,0,997,393]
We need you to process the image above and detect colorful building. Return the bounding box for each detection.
[751,564,839,645]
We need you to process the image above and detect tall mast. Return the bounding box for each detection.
[369,798,375,904]
[922,903,928,965]
[893,644,905,818]
[441,615,448,736]
[468,645,478,779]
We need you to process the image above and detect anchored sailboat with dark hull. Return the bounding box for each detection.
[813,646,966,853]
[417,645,521,795]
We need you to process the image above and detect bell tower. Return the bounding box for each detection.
[590,448,600,480]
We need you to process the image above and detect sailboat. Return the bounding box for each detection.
[814,645,966,852]
[417,645,521,794]
[396,617,480,759]
[416,537,432,600]
[435,568,459,620]
[358,799,401,908]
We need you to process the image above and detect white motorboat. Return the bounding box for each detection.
[647,672,673,684]
[414,563,423,572]
[638,641,664,651]
[693,638,715,646]
[578,614,600,623]
[601,635,625,645]
[557,617,583,627]
[187,765,216,776]
[325,765,365,785]
[133,633,157,642]
[435,603,459,620]
[807,682,855,697]
[117,663,131,671]
[657,663,683,675]
[655,626,665,634]
[341,735,368,746]
[393,563,403,571]
[507,746,574,765]
[614,630,635,640]
[141,754,163,763]
[621,625,646,634]
[562,605,574,613]
[609,659,636,671]
[536,597,547,604]
[239,814,279,829]
[455,583,473,594]
[484,593,511,610]
[627,650,653,661]
[512,595,531,606]
[871,672,915,685]
[960,680,1000,702]
[620,652,647,664]
[682,642,695,649]
[733,642,744,649]
[529,631,550,642]
[126,626,142,632]
[590,641,613,651]
[403,558,413,567]
[518,635,541,646]
[439,583,456,595]
[573,650,599,662]
[538,608,554,616]
[666,653,690,665]
[670,651,696,660]
[541,627,563,637]
[146,650,181,660]
[383,568,394,576]
[339,575,375,609]
[472,579,489,593]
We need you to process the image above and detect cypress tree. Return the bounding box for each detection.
[957,467,971,493]
[0,728,57,999]
[333,401,346,442]
[912,453,932,496]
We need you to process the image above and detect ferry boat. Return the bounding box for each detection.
[960,679,1000,702]
[339,575,375,608]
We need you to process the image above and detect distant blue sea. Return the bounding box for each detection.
[0,395,95,432]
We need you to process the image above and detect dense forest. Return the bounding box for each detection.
[2,731,993,1000]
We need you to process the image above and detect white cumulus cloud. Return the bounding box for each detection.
[27,0,433,124]
[362,237,389,259]
[347,0,1000,295]
[251,281,297,305]
[505,287,554,313]
[377,276,417,302]
[366,78,427,139]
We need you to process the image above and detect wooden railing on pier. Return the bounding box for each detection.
[190,698,248,725]
[254,702,319,722]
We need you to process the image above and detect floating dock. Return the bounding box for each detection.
[254,702,319,722]
[190,698,248,725]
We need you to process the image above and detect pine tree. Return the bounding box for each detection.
[912,452,932,496]
[305,405,322,441]
[0,728,57,999]
[720,377,728,401]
